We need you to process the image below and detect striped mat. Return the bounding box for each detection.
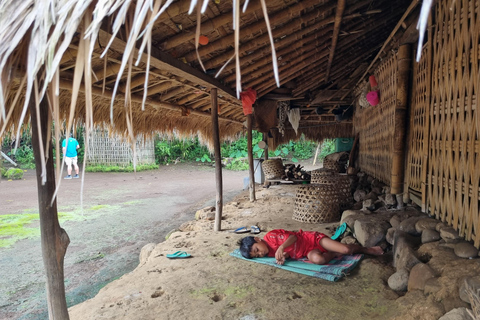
[230,249,363,282]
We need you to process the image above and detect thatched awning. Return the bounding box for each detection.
[0,0,420,148]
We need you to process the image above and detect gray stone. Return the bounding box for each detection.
[139,243,156,264]
[424,277,442,296]
[388,268,409,291]
[365,191,379,201]
[436,222,448,232]
[416,218,441,233]
[454,242,479,259]
[354,217,391,248]
[459,276,480,304]
[362,199,376,211]
[422,229,441,244]
[386,227,396,245]
[340,235,357,245]
[340,210,365,229]
[371,187,383,195]
[393,230,422,271]
[390,215,403,229]
[383,186,391,194]
[441,227,461,242]
[408,263,436,291]
[438,307,473,320]
[354,189,367,202]
[385,193,397,208]
[399,216,424,236]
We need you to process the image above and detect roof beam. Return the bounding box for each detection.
[324,0,346,82]
[97,29,239,103]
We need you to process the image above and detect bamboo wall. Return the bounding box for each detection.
[85,129,155,167]
[354,52,397,185]
[426,0,480,245]
[405,44,430,208]
[363,0,480,246]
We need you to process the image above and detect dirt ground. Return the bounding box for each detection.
[1,162,475,320]
[0,163,246,320]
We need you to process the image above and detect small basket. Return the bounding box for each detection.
[293,184,342,223]
[262,159,284,179]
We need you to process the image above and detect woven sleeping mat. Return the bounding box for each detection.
[230,249,363,282]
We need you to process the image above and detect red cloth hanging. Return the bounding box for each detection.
[369,75,378,88]
[240,88,257,115]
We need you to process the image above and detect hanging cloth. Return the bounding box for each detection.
[288,107,300,135]
[240,88,257,115]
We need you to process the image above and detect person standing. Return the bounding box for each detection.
[62,133,80,179]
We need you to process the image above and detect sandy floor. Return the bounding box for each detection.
[68,183,456,320]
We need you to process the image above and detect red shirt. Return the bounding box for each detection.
[263,229,327,260]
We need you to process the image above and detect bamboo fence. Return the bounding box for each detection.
[85,129,155,167]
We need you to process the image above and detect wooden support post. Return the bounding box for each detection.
[211,88,223,231]
[391,44,412,208]
[247,114,256,201]
[263,133,268,161]
[30,91,70,319]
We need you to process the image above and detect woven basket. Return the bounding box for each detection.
[293,184,342,223]
[310,168,336,183]
[262,159,284,179]
[323,158,345,173]
[310,174,354,210]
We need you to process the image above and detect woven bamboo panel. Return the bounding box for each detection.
[354,52,397,185]
[293,185,341,223]
[406,45,430,194]
[427,0,480,246]
[262,158,284,179]
[85,129,155,167]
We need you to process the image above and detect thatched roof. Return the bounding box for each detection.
[0,0,421,147]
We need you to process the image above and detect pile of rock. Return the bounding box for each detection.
[337,171,480,319]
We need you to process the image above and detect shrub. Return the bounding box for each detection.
[5,168,24,180]
[0,166,6,177]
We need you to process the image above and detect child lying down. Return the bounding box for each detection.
[238,229,384,265]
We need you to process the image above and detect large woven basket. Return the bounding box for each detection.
[262,159,284,179]
[309,174,354,210]
[323,158,345,173]
[293,184,342,223]
[310,168,336,183]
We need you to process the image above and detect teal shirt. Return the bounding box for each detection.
[62,138,79,157]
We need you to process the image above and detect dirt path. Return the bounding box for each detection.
[0,163,247,320]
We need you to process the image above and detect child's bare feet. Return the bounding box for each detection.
[365,246,384,255]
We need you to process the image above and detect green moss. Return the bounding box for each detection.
[90,205,108,210]
[0,213,40,248]
[224,285,255,299]
[0,204,119,248]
